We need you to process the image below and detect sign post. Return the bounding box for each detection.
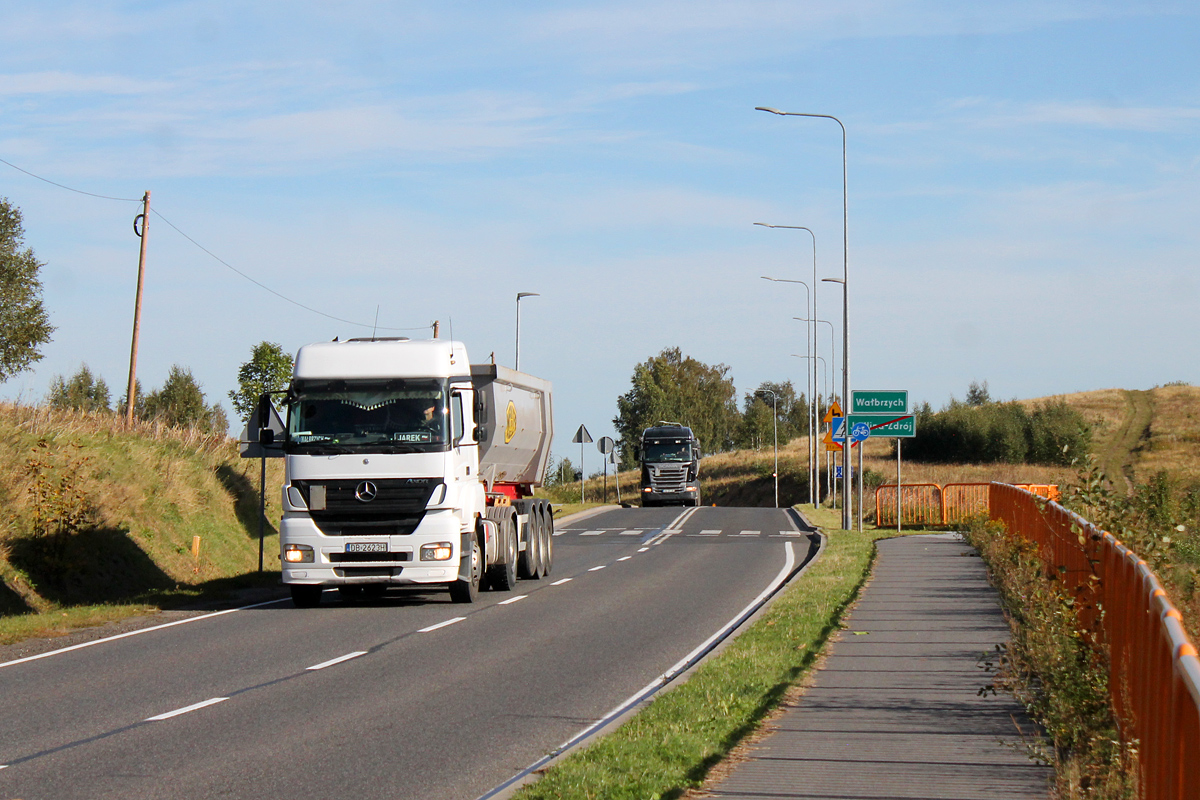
[572,425,593,502]
[850,391,911,532]
[597,436,615,503]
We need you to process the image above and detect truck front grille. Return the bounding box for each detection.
[293,479,439,536]
[649,466,687,493]
[327,552,412,563]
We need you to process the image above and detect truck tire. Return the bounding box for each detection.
[290,585,323,608]
[540,501,554,577]
[487,514,518,591]
[450,537,482,604]
[517,501,539,579]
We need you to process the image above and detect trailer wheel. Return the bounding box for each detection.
[487,514,518,591]
[517,501,539,580]
[290,585,323,608]
[540,501,554,577]
[450,537,482,604]
[527,507,544,579]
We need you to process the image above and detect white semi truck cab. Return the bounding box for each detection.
[266,337,554,607]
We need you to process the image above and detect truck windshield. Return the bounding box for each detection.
[643,442,692,462]
[285,378,449,453]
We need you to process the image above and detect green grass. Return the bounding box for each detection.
[510,513,887,800]
[0,403,283,634]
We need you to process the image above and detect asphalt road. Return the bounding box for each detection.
[0,506,816,800]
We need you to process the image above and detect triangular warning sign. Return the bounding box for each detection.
[823,430,843,452]
[823,401,843,424]
[572,424,593,444]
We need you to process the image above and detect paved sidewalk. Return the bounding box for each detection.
[702,533,1051,800]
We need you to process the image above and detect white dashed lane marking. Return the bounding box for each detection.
[306,651,367,671]
[145,697,229,722]
[418,617,466,633]
[499,595,528,605]
[588,565,606,572]
[580,530,604,536]
[738,530,761,536]
[551,578,572,586]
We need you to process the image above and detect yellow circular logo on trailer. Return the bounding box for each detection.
[504,401,517,443]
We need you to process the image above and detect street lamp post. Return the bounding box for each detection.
[791,354,827,503]
[756,389,779,508]
[515,292,539,371]
[756,222,819,510]
[756,106,850,530]
[761,275,814,505]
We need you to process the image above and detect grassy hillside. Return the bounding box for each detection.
[0,402,282,625]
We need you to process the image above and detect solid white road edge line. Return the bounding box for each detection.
[0,597,291,671]
[550,578,572,586]
[145,696,229,722]
[307,651,368,671]
[498,595,527,605]
[476,540,799,800]
[418,617,466,633]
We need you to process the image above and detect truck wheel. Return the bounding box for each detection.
[517,501,539,579]
[290,585,323,608]
[540,502,553,577]
[450,538,482,604]
[487,515,518,591]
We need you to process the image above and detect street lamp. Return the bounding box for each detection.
[791,353,828,505]
[515,292,539,371]
[755,388,779,509]
[756,105,851,530]
[757,221,819,510]
[761,274,813,504]
[822,277,857,530]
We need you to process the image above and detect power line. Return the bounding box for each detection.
[1,155,431,333]
[150,209,429,332]
[0,157,141,202]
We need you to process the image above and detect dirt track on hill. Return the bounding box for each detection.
[1100,389,1154,493]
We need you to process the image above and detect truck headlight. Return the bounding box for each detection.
[284,544,314,563]
[420,542,454,561]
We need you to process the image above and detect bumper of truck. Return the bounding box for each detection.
[280,509,464,586]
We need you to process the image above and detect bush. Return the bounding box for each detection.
[906,393,1089,466]
[47,364,110,412]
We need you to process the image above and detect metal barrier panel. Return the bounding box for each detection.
[989,482,1200,800]
[942,483,990,526]
[874,483,942,526]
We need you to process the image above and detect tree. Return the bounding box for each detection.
[0,198,54,382]
[613,347,740,468]
[965,380,991,407]
[47,364,110,412]
[143,365,226,434]
[229,341,294,422]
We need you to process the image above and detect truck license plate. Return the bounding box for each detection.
[346,542,387,553]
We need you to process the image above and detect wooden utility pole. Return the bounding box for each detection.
[125,191,150,425]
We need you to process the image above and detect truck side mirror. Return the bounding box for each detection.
[633,447,641,461]
[474,425,488,442]
[260,428,275,445]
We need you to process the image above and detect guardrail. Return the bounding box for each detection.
[989,482,1200,800]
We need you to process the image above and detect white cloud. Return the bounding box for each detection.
[0,71,164,96]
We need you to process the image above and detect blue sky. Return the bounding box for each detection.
[2,1,1198,465]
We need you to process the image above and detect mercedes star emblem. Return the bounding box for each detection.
[355,481,378,502]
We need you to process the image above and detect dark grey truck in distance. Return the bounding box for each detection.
[636,423,701,507]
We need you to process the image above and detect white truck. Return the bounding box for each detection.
[258,337,555,607]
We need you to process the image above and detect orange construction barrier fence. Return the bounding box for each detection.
[989,482,1200,800]
[874,482,1060,527]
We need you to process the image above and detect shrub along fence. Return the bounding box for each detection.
[989,482,1200,800]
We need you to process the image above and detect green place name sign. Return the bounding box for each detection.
[848,414,916,438]
[851,390,908,415]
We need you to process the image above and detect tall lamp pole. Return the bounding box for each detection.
[756,106,850,530]
[756,222,819,510]
[761,275,813,505]
[515,292,539,371]
[756,389,779,509]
